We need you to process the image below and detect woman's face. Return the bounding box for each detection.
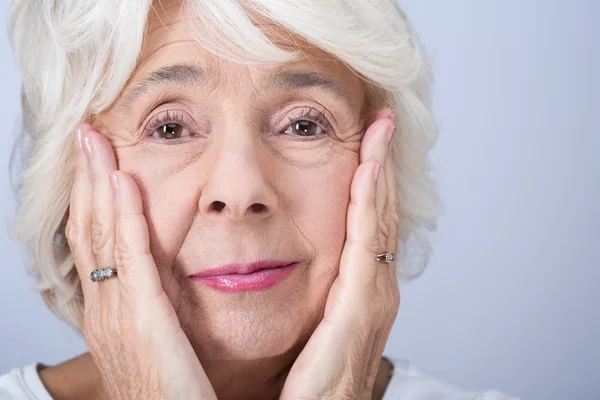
[93,3,368,363]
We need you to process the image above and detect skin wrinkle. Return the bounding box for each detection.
[151,0,177,36]
[118,65,355,132]
[120,64,205,111]
[85,1,393,399]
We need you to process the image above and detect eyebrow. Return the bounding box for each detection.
[118,63,354,111]
[120,64,205,109]
[257,69,352,106]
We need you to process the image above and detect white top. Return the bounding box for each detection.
[0,358,519,399]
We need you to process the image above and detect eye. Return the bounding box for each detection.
[283,109,331,139]
[143,109,195,142]
[285,120,323,137]
[154,123,187,140]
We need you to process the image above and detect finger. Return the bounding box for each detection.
[338,160,381,289]
[111,171,163,298]
[66,126,98,299]
[83,130,118,274]
[360,111,396,264]
[365,108,395,128]
[384,150,400,281]
[360,112,395,165]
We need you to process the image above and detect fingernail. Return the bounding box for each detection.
[75,129,84,152]
[373,162,381,182]
[83,134,93,158]
[386,125,396,145]
[109,173,119,195]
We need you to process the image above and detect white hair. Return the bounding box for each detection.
[7,0,442,331]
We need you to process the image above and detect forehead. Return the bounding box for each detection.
[127,0,365,107]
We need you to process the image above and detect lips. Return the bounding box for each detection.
[188,260,299,292]
[189,260,297,277]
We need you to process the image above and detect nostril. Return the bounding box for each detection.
[250,203,266,213]
[211,201,226,212]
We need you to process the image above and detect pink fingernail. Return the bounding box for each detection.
[75,129,84,152]
[83,134,93,158]
[109,173,119,195]
[373,163,381,182]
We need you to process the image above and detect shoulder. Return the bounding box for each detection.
[0,363,52,400]
[383,357,520,400]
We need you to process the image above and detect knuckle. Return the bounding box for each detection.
[91,222,113,256]
[347,234,379,255]
[381,205,392,228]
[368,234,380,253]
[64,218,81,246]
[114,241,134,267]
[379,221,390,240]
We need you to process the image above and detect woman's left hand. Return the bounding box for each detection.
[280,109,401,400]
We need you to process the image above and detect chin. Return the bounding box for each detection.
[187,309,313,361]
[172,263,329,362]
[176,291,317,362]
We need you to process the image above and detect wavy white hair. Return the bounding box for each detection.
[7,0,442,332]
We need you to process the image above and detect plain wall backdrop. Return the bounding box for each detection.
[1,1,598,399]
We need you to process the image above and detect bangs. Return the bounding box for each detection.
[175,0,388,118]
[182,0,301,66]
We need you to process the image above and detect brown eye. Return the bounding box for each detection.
[155,123,187,140]
[286,120,323,137]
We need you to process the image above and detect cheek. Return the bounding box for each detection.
[115,148,200,267]
[282,152,358,272]
[114,142,359,275]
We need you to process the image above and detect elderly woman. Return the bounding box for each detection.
[1,0,516,399]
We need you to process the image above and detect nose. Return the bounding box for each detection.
[198,136,278,221]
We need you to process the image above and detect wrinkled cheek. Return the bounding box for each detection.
[266,130,360,164]
[283,158,356,322]
[282,153,358,280]
[114,148,201,269]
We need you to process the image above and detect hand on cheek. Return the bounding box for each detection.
[66,125,217,399]
[280,109,401,399]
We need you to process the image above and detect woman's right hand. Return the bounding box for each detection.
[65,125,217,399]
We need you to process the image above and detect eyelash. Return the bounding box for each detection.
[143,107,332,143]
[143,109,193,141]
[285,108,332,139]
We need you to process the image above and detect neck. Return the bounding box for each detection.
[201,356,293,400]
[38,353,108,400]
[39,352,393,400]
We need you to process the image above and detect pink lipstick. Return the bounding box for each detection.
[188,260,298,292]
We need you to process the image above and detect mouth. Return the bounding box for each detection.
[188,260,299,292]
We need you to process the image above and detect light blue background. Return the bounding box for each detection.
[1,1,599,399]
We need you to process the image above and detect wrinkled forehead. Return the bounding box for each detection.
[132,0,368,112]
[143,0,331,60]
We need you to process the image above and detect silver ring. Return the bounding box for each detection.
[90,268,117,282]
[376,253,395,263]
